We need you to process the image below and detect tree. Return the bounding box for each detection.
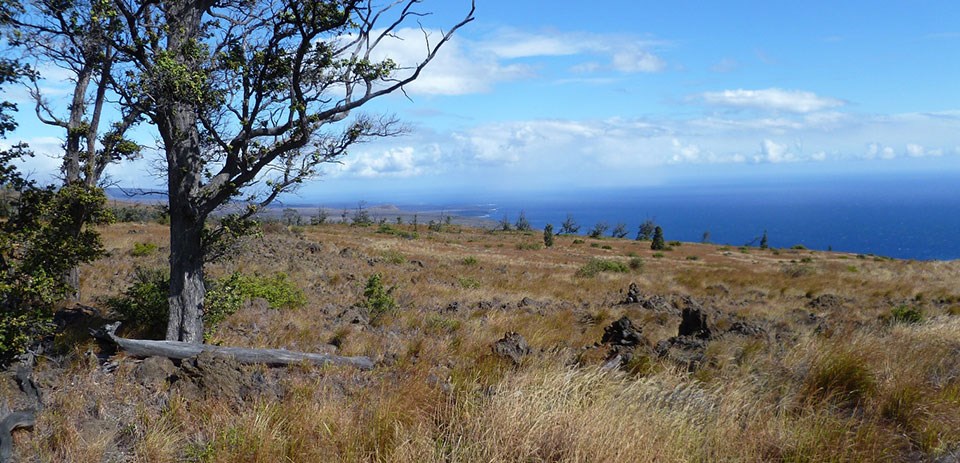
[636,219,656,241]
[514,210,531,231]
[611,222,628,239]
[651,226,666,251]
[0,49,109,363]
[589,222,608,239]
[543,224,554,248]
[559,213,579,235]
[498,214,512,232]
[105,0,474,342]
[701,231,711,244]
[760,230,769,250]
[2,0,142,299]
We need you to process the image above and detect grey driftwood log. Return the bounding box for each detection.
[1,366,40,463]
[95,323,374,370]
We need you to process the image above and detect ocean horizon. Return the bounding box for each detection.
[278,173,960,261]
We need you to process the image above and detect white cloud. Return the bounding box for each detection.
[757,139,795,163]
[362,28,532,96]
[482,29,668,74]
[697,88,845,113]
[710,58,738,73]
[906,143,925,157]
[338,146,429,178]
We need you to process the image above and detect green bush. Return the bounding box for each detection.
[628,257,644,271]
[889,306,923,325]
[791,244,807,250]
[376,223,418,239]
[362,273,397,321]
[461,256,479,266]
[458,277,481,289]
[106,267,170,338]
[131,242,159,257]
[576,258,629,278]
[231,272,306,310]
[107,269,306,339]
[805,348,875,406]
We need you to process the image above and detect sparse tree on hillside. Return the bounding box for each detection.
[559,213,580,235]
[636,219,657,241]
[760,230,769,249]
[589,222,608,239]
[104,0,474,342]
[651,226,666,250]
[701,231,711,244]
[515,210,531,231]
[498,214,512,231]
[543,223,554,248]
[611,222,628,239]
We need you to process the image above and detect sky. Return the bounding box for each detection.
[4,0,960,203]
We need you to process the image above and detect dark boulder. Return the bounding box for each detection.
[601,316,648,347]
[492,332,531,366]
[678,298,714,339]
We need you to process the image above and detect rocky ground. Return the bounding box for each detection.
[3,221,960,462]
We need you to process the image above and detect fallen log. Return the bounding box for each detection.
[94,323,375,370]
[1,365,40,463]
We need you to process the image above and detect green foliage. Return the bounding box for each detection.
[636,219,656,241]
[575,258,629,278]
[380,249,406,265]
[0,172,112,363]
[231,272,306,310]
[376,223,418,239]
[131,241,159,257]
[760,230,769,249]
[589,222,608,239]
[515,242,542,251]
[628,257,644,271]
[461,256,478,266]
[107,269,306,339]
[361,273,397,320]
[458,277,481,289]
[888,306,923,325]
[652,252,664,258]
[106,267,170,338]
[791,244,808,250]
[559,214,580,235]
[610,223,628,238]
[650,226,666,250]
[543,224,554,248]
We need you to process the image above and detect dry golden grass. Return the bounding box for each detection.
[11,221,960,462]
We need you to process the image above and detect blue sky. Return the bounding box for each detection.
[5,0,960,202]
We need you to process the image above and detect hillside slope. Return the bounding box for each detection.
[5,221,960,462]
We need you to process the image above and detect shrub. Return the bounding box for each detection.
[685,255,699,261]
[888,306,923,325]
[515,242,542,251]
[233,272,306,310]
[461,256,478,266]
[668,240,682,247]
[107,269,306,339]
[601,245,612,250]
[514,210,531,231]
[543,224,554,248]
[362,273,397,320]
[628,257,644,271]
[652,252,664,258]
[106,267,170,338]
[576,258,629,278]
[791,244,807,250]
[650,226,665,250]
[458,277,481,289]
[381,249,406,265]
[572,239,585,245]
[131,241,159,257]
[376,224,418,239]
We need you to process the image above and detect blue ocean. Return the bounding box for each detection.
[309,174,960,261]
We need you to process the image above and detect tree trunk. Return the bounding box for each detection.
[166,199,206,343]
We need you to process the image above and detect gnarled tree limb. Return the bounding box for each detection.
[94,323,374,370]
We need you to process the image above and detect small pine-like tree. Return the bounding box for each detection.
[498,214,512,231]
[543,224,554,247]
[760,230,769,249]
[651,226,666,250]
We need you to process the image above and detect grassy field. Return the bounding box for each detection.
[6,220,960,462]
